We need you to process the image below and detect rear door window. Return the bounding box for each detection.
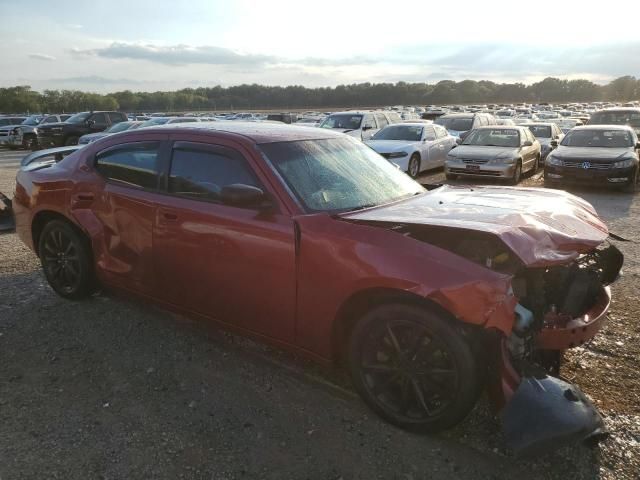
[375,114,389,129]
[363,115,377,129]
[168,143,261,203]
[90,113,108,128]
[95,142,161,189]
[108,112,125,124]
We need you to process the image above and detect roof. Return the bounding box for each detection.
[595,107,640,112]
[569,125,636,132]
[147,120,343,144]
[474,125,526,130]
[438,113,476,118]
[519,122,558,127]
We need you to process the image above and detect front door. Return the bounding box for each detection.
[152,140,297,342]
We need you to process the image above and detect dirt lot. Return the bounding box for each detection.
[0,148,638,479]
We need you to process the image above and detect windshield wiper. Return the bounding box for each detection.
[346,203,378,212]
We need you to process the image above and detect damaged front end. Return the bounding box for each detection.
[494,243,623,455]
[348,218,623,455]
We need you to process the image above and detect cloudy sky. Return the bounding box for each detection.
[1,0,639,92]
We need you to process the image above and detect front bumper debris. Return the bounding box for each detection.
[501,374,607,456]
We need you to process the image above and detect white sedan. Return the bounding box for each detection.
[365,123,457,178]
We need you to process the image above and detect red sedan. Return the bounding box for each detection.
[12,122,622,454]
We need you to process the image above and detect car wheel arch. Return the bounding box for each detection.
[32,210,90,257]
[330,287,462,365]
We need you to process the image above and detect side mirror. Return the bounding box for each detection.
[550,140,559,148]
[455,137,462,145]
[522,140,533,147]
[220,184,271,209]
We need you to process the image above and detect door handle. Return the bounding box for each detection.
[161,211,178,221]
[71,192,94,207]
[73,193,94,201]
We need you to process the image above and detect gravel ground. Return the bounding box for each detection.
[0,148,638,479]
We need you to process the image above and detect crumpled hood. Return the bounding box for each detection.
[552,146,635,161]
[366,139,416,153]
[448,145,520,161]
[341,185,609,266]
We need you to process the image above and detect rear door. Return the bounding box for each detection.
[152,138,297,342]
[88,135,169,295]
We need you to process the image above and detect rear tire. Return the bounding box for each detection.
[348,303,482,433]
[38,220,95,300]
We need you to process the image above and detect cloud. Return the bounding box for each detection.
[72,42,277,66]
[28,53,56,61]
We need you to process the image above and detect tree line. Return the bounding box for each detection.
[0,76,638,114]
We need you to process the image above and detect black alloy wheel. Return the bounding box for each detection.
[408,154,421,178]
[348,304,481,432]
[39,220,95,299]
[22,135,36,150]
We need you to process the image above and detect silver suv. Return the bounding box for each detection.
[319,110,402,141]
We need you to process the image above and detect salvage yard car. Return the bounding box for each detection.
[521,122,564,160]
[5,114,72,150]
[11,122,622,455]
[445,126,541,184]
[319,111,401,141]
[545,125,640,192]
[365,123,456,177]
[36,111,128,147]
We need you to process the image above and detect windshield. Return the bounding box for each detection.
[259,137,423,213]
[561,129,634,148]
[435,117,473,131]
[528,125,552,138]
[105,122,132,133]
[589,111,640,128]
[462,128,521,147]
[320,114,363,130]
[372,125,423,141]
[66,112,91,124]
[139,118,170,127]
[22,116,42,126]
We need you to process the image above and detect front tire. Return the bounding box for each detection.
[22,135,36,150]
[38,220,95,300]
[509,161,523,185]
[348,304,482,433]
[407,154,421,178]
[64,136,79,146]
[622,168,638,193]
